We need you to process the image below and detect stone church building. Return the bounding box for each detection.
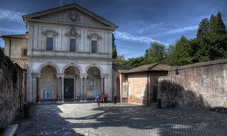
[1,3,118,103]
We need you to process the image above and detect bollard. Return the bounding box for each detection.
[157,99,161,109]
[23,103,30,118]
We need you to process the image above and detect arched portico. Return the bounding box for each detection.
[39,65,58,102]
[63,66,81,101]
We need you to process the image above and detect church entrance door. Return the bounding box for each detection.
[64,79,74,99]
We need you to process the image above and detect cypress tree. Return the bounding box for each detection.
[215,12,226,34]
[196,18,209,37]
[112,33,117,59]
[209,14,215,33]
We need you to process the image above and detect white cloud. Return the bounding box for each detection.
[139,22,165,34]
[114,31,166,44]
[150,25,198,37]
[0,8,24,23]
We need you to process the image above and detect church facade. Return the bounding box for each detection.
[2,3,118,103]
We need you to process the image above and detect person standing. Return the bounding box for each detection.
[95,95,101,107]
[104,93,109,103]
[114,94,117,104]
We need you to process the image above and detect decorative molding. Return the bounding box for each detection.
[25,19,116,31]
[100,74,109,79]
[31,73,41,78]
[87,33,102,40]
[42,29,58,37]
[67,11,80,22]
[65,28,80,37]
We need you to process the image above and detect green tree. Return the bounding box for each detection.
[124,56,145,67]
[197,18,209,37]
[161,44,175,65]
[113,54,126,65]
[171,36,193,66]
[215,12,226,34]
[112,33,117,59]
[194,33,227,62]
[209,14,215,33]
[145,42,166,64]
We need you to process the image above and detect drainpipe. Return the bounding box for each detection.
[9,38,11,57]
[147,69,151,106]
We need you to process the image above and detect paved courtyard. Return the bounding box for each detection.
[12,102,227,136]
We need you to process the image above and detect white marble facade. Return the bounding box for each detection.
[3,3,118,103]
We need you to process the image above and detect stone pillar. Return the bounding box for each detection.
[104,75,109,95]
[61,75,65,103]
[74,76,77,101]
[83,75,87,102]
[31,73,38,102]
[80,75,83,102]
[57,75,61,102]
[23,71,27,102]
[37,75,41,103]
[100,76,104,95]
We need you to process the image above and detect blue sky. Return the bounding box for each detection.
[0,0,227,59]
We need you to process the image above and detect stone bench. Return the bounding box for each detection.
[210,107,227,112]
[1,124,18,136]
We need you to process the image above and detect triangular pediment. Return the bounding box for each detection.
[23,3,118,29]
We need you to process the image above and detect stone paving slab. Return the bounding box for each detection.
[11,102,227,136]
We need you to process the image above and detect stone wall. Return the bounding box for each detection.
[158,58,227,109]
[0,50,24,130]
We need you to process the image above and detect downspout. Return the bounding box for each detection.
[147,69,152,106]
[9,38,11,57]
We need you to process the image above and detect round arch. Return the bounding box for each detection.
[85,65,103,74]
[38,62,59,74]
[62,63,82,74]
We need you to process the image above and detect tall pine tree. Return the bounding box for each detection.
[196,18,209,37]
[112,33,117,59]
[209,14,215,33]
[215,12,226,34]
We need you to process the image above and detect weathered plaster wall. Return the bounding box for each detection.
[158,59,227,109]
[0,55,24,129]
[127,73,147,105]
[3,38,27,59]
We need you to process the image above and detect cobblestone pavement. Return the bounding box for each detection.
[12,102,227,136]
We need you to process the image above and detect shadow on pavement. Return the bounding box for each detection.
[12,102,227,136]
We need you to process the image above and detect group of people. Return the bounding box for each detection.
[95,93,117,107]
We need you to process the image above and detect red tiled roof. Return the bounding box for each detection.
[124,63,169,73]
[12,59,27,69]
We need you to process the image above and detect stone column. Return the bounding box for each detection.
[74,76,77,102]
[37,75,41,103]
[57,75,61,102]
[100,76,104,95]
[80,75,83,102]
[104,75,109,94]
[83,75,87,102]
[31,73,38,103]
[61,75,65,103]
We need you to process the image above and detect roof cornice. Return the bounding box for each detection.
[23,3,118,29]
[25,19,116,31]
[1,34,28,39]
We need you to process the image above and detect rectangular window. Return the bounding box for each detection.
[46,37,53,50]
[91,41,97,53]
[70,39,76,52]
[23,49,27,56]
